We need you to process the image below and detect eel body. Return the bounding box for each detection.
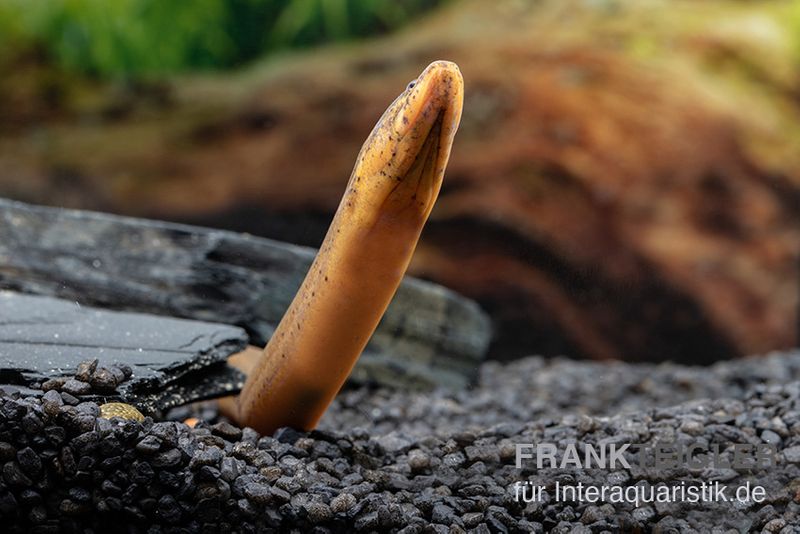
[236,61,464,435]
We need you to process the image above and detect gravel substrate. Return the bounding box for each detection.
[320,351,800,437]
[2,353,800,532]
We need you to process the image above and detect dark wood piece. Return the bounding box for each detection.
[0,199,491,389]
[0,291,248,411]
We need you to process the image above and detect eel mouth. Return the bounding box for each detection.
[364,61,463,221]
[393,60,463,172]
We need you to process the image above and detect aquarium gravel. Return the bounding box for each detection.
[2,354,800,532]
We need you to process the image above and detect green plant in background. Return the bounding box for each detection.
[43,0,232,75]
[267,0,439,46]
[0,0,447,78]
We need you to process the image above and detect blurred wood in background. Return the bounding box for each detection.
[0,0,798,362]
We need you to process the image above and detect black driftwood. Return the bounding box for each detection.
[0,198,491,389]
[0,291,248,411]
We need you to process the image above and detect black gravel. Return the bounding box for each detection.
[320,351,800,437]
[2,353,800,532]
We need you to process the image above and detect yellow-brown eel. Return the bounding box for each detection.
[100,61,463,432]
[232,60,464,435]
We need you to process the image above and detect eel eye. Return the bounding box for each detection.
[406,80,417,90]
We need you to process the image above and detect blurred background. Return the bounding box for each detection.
[0,0,798,364]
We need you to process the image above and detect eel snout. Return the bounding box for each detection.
[352,60,463,227]
[393,60,463,145]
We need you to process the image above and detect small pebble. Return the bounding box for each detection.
[75,359,98,382]
[330,493,357,513]
[60,379,91,396]
[90,367,118,393]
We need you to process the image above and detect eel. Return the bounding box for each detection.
[98,61,464,431]
[233,60,464,435]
